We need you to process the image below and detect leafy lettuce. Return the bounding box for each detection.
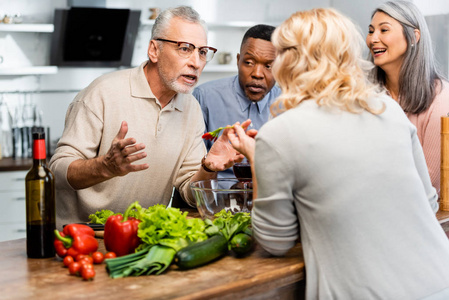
[205,210,252,248]
[88,208,139,224]
[88,209,115,224]
[136,204,208,252]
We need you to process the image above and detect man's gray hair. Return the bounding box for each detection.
[151,6,208,39]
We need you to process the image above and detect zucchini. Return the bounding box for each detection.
[230,233,253,256]
[175,234,228,269]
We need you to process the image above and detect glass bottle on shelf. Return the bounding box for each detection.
[12,105,23,159]
[0,97,12,157]
[22,95,35,158]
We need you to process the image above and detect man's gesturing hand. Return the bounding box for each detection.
[103,121,149,177]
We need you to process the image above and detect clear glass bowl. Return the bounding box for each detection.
[190,178,253,219]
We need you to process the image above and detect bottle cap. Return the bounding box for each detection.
[32,131,45,140]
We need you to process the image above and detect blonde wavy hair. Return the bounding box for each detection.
[271,8,384,116]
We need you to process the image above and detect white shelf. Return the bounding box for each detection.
[208,21,279,28]
[0,23,54,33]
[204,64,237,72]
[140,19,278,29]
[140,19,156,26]
[0,66,58,75]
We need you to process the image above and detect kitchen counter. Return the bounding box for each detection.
[0,235,305,300]
[1,206,448,299]
[0,157,32,171]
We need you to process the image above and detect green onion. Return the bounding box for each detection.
[105,245,176,278]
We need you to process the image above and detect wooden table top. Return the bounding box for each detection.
[0,237,304,300]
[1,207,447,300]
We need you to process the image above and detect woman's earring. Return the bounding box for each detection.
[411,44,414,47]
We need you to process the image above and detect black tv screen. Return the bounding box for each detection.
[50,7,141,67]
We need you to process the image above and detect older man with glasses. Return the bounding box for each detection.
[49,6,248,228]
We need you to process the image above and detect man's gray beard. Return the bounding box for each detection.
[158,66,195,94]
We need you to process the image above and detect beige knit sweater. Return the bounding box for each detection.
[49,62,206,228]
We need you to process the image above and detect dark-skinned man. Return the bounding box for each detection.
[193,24,280,178]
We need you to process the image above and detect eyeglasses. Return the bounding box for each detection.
[155,38,217,62]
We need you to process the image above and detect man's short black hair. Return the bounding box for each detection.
[241,24,276,47]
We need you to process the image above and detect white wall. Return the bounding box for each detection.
[0,0,448,146]
[414,0,449,15]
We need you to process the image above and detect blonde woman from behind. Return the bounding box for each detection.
[226,8,449,300]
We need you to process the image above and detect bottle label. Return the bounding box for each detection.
[33,139,46,160]
[26,180,45,222]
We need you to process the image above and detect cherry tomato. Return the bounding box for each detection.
[63,255,74,267]
[75,254,89,261]
[104,252,117,259]
[81,267,96,281]
[68,261,82,276]
[78,258,93,270]
[80,256,94,265]
[80,263,94,272]
[91,251,104,264]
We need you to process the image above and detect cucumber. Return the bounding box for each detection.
[175,234,228,269]
[230,233,253,256]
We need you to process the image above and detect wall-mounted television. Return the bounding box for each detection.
[50,7,141,68]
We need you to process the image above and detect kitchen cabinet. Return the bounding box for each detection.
[0,23,58,76]
[0,170,27,242]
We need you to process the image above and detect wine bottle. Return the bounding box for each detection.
[25,132,55,258]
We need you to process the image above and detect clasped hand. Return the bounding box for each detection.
[206,119,257,170]
[226,120,257,165]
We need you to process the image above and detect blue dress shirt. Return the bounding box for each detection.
[193,75,281,178]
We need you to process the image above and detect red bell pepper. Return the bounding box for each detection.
[54,224,99,258]
[104,202,142,257]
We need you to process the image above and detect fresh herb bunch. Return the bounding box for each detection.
[88,208,139,224]
[88,209,115,224]
[205,210,252,248]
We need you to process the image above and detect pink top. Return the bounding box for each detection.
[406,80,449,195]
